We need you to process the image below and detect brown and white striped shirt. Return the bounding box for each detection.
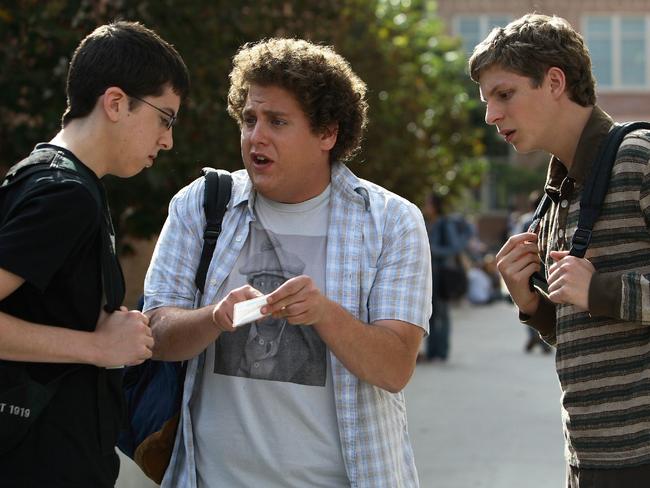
[524,106,650,469]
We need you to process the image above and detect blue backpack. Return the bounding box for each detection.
[117,168,232,484]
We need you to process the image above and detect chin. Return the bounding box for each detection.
[512,142,534,154]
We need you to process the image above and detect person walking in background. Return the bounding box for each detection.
[471,13,650,487]
[144,38,431,487]
[0,22,189,488]
[422,193,471,362]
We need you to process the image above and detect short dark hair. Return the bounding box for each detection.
[227,38,368,163]
[469,14,596,107]
[62,21,190,126]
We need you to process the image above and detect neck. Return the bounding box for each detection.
[49,117,110,178]
[547,103,593,170]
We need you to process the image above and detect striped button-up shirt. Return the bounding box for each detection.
[144,162,432,487]
[524,106,650,468]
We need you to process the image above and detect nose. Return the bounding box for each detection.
[159,127,173,151]
[484,101,502,126]
[249,121,268,145]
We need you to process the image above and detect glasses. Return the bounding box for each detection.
[130,95,177,130]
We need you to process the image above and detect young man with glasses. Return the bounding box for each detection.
[470,14,650,487]
[0,21,189,487]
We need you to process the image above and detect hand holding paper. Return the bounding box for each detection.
[232,295,270,327]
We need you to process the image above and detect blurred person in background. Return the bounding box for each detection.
[421,193,472,362]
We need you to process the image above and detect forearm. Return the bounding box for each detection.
[0,311,101,364]
[147,306,220,361]
[313,300,422,393]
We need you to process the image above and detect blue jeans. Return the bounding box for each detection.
[427,298,450,359]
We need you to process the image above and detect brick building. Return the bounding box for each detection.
[437,0,650,122]
[435,0,650,248]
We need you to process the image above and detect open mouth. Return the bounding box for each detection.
[251,153,273,166]
[500,129,516,143]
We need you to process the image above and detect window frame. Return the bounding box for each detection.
[582,14,650,92]
[453,14,513,57]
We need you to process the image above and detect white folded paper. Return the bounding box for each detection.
[233,295,270,327]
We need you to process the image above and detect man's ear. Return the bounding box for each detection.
[320,123,338,151]
[101,86,129,123]
[546,67,566,99]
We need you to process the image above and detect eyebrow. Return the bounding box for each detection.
[483,83,508,101]
[242,108,290,118]
[162,107,177,118]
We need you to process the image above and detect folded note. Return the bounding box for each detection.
[233,295,270,327]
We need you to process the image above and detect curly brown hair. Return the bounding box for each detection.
[469,14,596,107]
[227,38,368,163]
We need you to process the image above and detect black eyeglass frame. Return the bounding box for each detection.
[129,95,177,130]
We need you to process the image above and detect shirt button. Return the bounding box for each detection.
[253,362,260,368]
[558,229,565,238]
[210,279,217,286]
[259,339,265,345]
[560,200,569,208]
[235,235,243,242]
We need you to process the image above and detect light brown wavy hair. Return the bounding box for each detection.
[227,38,368,163]
[469,14,596,106]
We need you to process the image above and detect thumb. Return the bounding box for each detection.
[247,286,264,299]
[550,250,569,262]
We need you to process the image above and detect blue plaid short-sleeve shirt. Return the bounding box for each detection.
[145,162,432,488]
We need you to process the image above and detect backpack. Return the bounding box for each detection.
[117,168,232,484]
[0,145,125,455]
[528,121,650,294]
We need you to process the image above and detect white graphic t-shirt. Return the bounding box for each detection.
[192,186,349,487]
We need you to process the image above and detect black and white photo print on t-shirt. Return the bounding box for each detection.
[214,226,327,386]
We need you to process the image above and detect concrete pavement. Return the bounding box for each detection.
[117,300,566,487]
[406,300,565,488]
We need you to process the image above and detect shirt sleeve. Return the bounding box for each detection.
[597,138,650,325]
[520,297,557,345]
[143,178,206,312]
[0,178,100,292]
[368,199,432,330]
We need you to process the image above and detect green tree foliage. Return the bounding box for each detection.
[0,0,486,243]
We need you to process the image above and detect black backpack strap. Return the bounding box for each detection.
[570,121,650,258]
[1,147,125,311]
[194,168,232,294]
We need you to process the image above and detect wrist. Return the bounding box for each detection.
[519,294,540,317]
[210,305,228,334]
[82,330,105,366]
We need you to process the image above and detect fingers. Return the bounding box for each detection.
[496,232,538,261]
[265,276,308,309]
[550,250,569,262]
[269,298,308,323]
[210,286,260,333]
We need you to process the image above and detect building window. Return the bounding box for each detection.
[454,15,512,57]
[583,15,648,90]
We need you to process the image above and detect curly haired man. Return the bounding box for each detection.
[144,38,432,487]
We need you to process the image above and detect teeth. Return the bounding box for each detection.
[255,156,267,163]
